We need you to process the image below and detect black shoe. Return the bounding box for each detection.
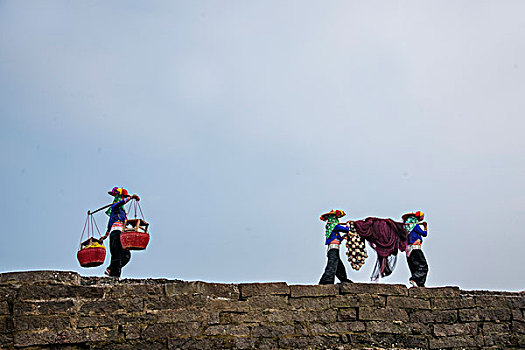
[338,279,353,284]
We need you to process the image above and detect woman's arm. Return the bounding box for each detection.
[333,224,350,233]
[413,224,427,237]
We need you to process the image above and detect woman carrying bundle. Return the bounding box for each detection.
[319,209,353,285]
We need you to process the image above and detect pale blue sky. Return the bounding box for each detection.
[1,1,524,291]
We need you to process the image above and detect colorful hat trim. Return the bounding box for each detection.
[320,209,346,221]
[108,187,130,197]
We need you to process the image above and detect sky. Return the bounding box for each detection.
[1,1,524,292]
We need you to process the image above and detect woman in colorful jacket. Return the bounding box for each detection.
[102,187,140,278]
[319,209,353,285]
[402,211,428,287]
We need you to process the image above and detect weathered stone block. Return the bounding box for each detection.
[106,284,163,299]
[208,311,221,325]
[165,281,239,299]
[243,309,336,323]
[409,322,433,335]
[358,307,409,322]
[205,296,248,312]
[219,311,248,324]
[168,337,232,350]
[233,309,336,324]
[0,271,80,286]
[330,294,386,308]
[255,338,281,350]
[250,323,295,337]
[0,332,13,348]
[387,295,431,309]
[77,314,116,328]
[0,316,13,333]
[233,337,278,350]
[349,333,398,348]
[144,294,207,310]
[294,322,309,336]
[155,309,214,323]
[459,308,512,322]
[243,295,289,310]
[511,332,525,347]
[290,284,338,298]
[365,320,412,334]
[429,335,483,349]
[482,322,510,335]
[239,282,289,298]
[278,335,340,349]
[513,320,525,333]
[433,322,478,336]
[399,334,429,349]
[231,337,257,350]
[483,333,513,347]
[143,322,201,340]
[294,309,337,323]
[0,301,9,315]
[18,285,105,301]
[0,286,17,302]
[14,300,75,316]
[199,281,241,299]
[432,296,476,309]
[410,309,458,324]
[13,315,71,331]
[204,324,250,336]
[114,311,156,326]
[464,290,520,296]
[121,324,141,340]
[340,283,408,296]
[309,321,365,334]
[79,300,127,314]
[409,286,460,298]
[95,340,166,350]
[13,327,118,347]
[513,309,525,321]
[289,296,329,310]
[475,295,525,309]
[337,308,357,321]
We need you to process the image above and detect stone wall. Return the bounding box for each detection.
[0,271,523,349]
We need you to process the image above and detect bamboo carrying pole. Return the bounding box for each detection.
[88,203,113,215]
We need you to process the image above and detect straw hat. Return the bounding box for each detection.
[320,209,346,221]
[402,211,424,222]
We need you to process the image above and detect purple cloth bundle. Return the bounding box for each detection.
[354,217,408,279]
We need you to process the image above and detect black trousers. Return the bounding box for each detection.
[407,249,428,287]
[108,230,131,277]
[319,248,351,285]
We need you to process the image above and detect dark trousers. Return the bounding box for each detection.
[108,230,131,277]
[407,249,428,287]
[319,248,351,285]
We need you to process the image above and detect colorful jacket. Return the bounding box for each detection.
[325,224,350,245]
[106,197,131,232]
[408,224,427,245]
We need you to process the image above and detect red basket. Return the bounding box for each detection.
[77,246,106,267]
[120,231,150,250]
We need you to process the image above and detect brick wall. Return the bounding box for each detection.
[0,271,523,349]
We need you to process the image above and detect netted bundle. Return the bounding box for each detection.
[345,222,368,270]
